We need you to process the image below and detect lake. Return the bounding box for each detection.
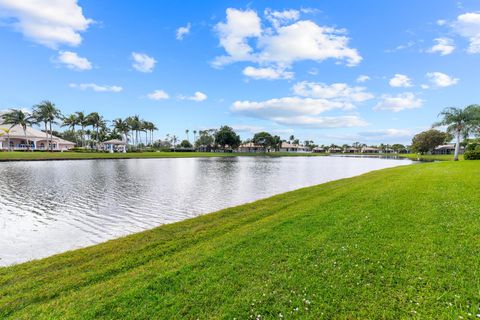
[0,156,413,266]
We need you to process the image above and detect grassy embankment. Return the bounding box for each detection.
[1,161,479,319]
[0,151,325,161]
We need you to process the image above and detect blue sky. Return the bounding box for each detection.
[1,0,479,144]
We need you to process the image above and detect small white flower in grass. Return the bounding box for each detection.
[476,314,480,318]
[279,313,283,318]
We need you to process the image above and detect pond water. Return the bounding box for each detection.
[0,156,412,266]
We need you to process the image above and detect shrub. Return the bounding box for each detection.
[464,147,480,160]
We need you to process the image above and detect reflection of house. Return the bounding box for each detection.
[313,147,325,153]
[238,142,264,153]
[0,123,75,151]
[102,139,127,153]
[343,147,359,153]
[433,144,464,155]
[279,142,309,152]
[328,147,342,153]
[361,147,380,153]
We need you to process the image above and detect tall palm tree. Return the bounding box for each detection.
[62,114,79,146]
[75,111,88,147]
[113,118,130,143]
[33,101,61,151]
[126,115,141,148]
[185,129,190,142]
[433,105,480,161]
[86,112,105,150]
[1,109,35,151]
[193,130,197,144]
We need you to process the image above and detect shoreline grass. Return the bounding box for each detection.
[1,161,479,318]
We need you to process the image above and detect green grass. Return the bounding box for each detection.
[0,151,325,161]
[396,153,463,161]
[1,161,479,319]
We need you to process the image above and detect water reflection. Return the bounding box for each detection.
[0,156,412,265]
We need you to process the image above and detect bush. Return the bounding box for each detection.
[464,149,480,160]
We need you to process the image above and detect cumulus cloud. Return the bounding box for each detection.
[69,83,122,92]
[356,75,370,83]
[56,51,91,70]
[131,52,156,73]
[242,66,294,80]
[428,37,455,55]
[453,12,480,53]
[147,90,169,100]
[389,74,412,88]
[426,72,459,87]
[180,91,208,102]
[213,8,361,73]
[272,115,368,128]
[0,0,92,48]
[176,23,191,40]
[231,124,266,134]
[374,92,423,112]
[292,81,374,102]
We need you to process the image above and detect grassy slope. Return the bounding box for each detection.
[0,151,325,161]
[1,161,479,319]
[397,153,463,161]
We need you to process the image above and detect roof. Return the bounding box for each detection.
[103,139,127,145]
[435,144,457,150]
[281,142,307,149]
[0,124,74,145]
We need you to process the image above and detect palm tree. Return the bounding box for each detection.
[75,111,88,147]
[433,105,480,161]
[113,118,130,143]
[193,130,197,144]
[2,109,35,151]
[0,128,12,151]
[185,129,190,142]
[126,115,141,148]
[33,101,61,151]
[86,112,105,150]
[62,114,79,146]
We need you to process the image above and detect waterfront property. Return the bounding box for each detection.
[102,139,127,153]
[344,147,359,153]
[279,142,309,152]
[237,141,310,153]
[0,124,75,151]
[328,147,342,153]
[433,144,464,155]
[361,146,380,153]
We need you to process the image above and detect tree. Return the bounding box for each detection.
[195,130,214,149]
[33,101,61,151]
[214,125,241,150]
[1,109,35,151]
[289,135,295,143]
[179,139,193,148]
[433,105,480,160]
[391,144,406,153]
[193,130,197,143]
[86,112,106,150]
[113,118,130,143]
[75,111,88,147]
[62,114,79,145]
[411,129,450,155]
[272,135,282,151]
[185,129,190,142]
[0,128,12,151]
[253,131,273,152]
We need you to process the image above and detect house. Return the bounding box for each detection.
[383,148,395,154]
[0,123,75,151]
[102,139,127,153]
[328,147,343,153]
[313,147,325,153]
[433,144,464,155]
[343,147,359,153]
[279,142,309,153]
[238,142,265,153]
[361,147,380,153]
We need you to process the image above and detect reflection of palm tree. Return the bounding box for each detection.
[2,109,35,151]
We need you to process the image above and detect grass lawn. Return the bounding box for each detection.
[0,151,325,161]
[396,153,463,161]
[1,161,479,318]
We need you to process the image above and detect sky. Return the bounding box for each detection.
[0,0,479,145]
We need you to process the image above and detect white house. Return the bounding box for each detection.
[0,123,75,151]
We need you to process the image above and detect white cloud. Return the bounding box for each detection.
[131,52,156,73]
[0,0,92,48]
[213,8,361,71]
[292,81,374,102]
[453,12,480,53]
[56,51,91,70]
[421,84,430,89]
[231,124,265,134]
[242,66,294,80]
[389,74,413,88]
[176,23,191,40]
[356,75,370,83]
[358,128,414,139]
[69,83,122,93]
[273,115,368,128]
[147,90,169,100]
[181,91,208,102]
[428,37,455,55]
[426,72,459,87]
[374,92,423,112]
[264,8,300,28]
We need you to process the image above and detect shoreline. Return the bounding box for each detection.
[1,161,479,318]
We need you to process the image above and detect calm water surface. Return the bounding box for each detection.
[0,156,412,266]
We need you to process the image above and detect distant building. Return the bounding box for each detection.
[238,142,264,153]
[328,147,342,153]
[313,147,325,153]
[279,142,309,153]
[343,147,359,153]
[433,144,464,155]
[0,123,75,151]
[361,147,380,153]
[102,139,127,153]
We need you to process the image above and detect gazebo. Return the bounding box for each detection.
[103,139,127,153]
